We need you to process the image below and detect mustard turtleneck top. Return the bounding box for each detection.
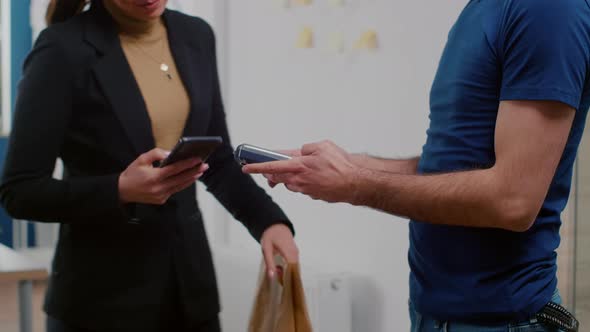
[105,2,190,151]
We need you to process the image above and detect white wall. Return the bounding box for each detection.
[167,0,215,24]
[217,1,467,331]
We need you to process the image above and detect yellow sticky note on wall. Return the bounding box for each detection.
[354,30,379,50]
[328,0,345,6]
[294,0,313,5]
[297,27,314,49]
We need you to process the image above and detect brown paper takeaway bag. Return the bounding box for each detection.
[248,259,313,332]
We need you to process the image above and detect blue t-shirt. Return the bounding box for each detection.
[410,0,590,322]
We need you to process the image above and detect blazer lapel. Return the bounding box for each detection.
[163,11,212,137]
[85,3,155,155]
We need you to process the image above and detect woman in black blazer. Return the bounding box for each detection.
[0,0,299,331]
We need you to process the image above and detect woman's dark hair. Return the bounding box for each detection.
[46,0,90,25]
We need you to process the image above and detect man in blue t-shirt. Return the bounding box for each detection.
[244,0,590,330]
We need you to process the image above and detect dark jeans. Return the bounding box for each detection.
[46,315,221,332]
[409,289,564,332]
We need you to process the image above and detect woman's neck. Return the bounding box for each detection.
[103,0,164,38]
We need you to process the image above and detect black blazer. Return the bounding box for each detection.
[0,2,293,331]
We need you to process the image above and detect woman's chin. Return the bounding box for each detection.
[134,0,167,20]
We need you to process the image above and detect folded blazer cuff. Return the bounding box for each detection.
[249,214,295,243]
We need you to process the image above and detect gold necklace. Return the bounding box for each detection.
[128,38,173,80]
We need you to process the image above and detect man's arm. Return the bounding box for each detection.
[243,100,574,232]
[350,155,420,175]
[283,148,421,175]
[353,100,574,232]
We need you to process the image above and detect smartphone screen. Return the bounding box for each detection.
[158,136,223,168]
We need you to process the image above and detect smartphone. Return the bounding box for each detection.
[234,144,291,165]
[157,136,223,168]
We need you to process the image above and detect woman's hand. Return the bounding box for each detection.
[118,148,209,205]
[260,224,299,279]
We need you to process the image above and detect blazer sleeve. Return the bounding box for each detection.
[198,23,295,242]
[0,29,129,225]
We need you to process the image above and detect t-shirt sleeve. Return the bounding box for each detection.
[499,0,589,109]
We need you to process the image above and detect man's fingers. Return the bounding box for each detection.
[285,183,304,193]
[243,159,303,175]
[265,173,298,185]
[301,142,321,156]
[277,149,302,157]
[302,140,336,156]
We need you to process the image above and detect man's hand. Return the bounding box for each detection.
[266,149,302,188]
[260,224,299,279]
[249,101,574,232]
[243,140,360,203]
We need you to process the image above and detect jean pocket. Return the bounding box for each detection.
[508,321,552,332]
